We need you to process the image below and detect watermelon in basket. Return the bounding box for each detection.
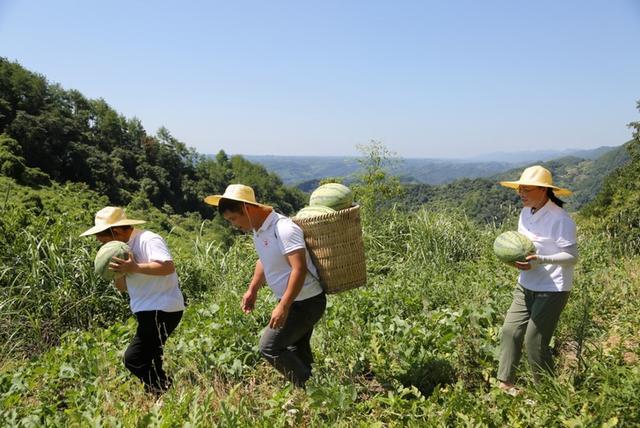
[309,183,353,211]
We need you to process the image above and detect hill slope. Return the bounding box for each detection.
[243,146,619,187]
[399,142,631,224]
[0,58,304,216]
[582,106,640,255]
[1,201,638,425]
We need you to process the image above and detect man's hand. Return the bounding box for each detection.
[109,252,139,275]
[241,289,258,313]
[269,303,290,329]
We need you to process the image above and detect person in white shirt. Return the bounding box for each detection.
[81,207,184,395]
[496,165,578,394]
[205,184,325,388]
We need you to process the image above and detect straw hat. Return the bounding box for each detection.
[80,207,146,237]
[499,165,572,197]
[204,184,271,208]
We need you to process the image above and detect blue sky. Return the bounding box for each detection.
[1,1,639,158]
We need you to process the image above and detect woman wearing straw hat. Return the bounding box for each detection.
[496,165,578,394]
[81,207,184,395]
[205,184,325,388]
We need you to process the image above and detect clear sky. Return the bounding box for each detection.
[1,1,639,158]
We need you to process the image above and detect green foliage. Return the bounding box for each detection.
[0,134,50,186]
[352,141,404,225]
[1,200,638,425]
[582,102,640,255]
[0,58,304,217]
[398,144,631,226]
[401,178,521,226]
[1,58,639,427]
[0,176,232,360]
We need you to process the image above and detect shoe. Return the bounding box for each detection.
[497,381,520,396]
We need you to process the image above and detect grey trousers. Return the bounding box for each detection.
[259,292,326,387]
[497,284,570,384]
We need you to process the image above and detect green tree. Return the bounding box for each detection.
[352,140,404,224]
[582,100,640,254]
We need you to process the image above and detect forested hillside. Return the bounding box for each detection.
[582,103,640,255]
[0,58,304,217]
[2,153,639,425]
[245,146,619,187]
[398,142,631,225]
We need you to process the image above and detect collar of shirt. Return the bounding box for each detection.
[526,199,554,224]
[127,228,142,244]
[253,210,278,237]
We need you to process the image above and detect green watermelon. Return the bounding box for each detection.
[493,231,536,264]
[95,241,130,281]
[295,205,336,219]
[309,183,353,211]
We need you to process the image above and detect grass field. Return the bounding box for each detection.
[1,200,638,426]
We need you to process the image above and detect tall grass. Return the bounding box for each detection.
[0,188,241,361]
[1,205,639,425]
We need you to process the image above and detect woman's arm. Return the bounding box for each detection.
[518,244,578,269]
[530,249,578,266]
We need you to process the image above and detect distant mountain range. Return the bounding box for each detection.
[400,142,632,223]
[463,146,616,163]
[240,146,620,187]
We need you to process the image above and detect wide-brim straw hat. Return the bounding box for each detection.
[499,165,572,197]
[80,206,146,236]
[204,184,271,208]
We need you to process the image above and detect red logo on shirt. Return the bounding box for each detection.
[263,239,269,247]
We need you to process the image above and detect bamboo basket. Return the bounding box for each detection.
[293,205,367,294]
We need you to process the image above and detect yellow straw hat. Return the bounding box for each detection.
[204,184,271,208]
[499,165,572,197]
[80,207,146,237]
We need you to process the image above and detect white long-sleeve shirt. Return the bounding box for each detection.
[518,200,578,292]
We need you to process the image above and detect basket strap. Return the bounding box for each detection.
[273,216,320,283]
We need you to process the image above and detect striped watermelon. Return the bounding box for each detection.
[493,231,536,263]
[295,205,336,219]
[309,183,353,211]
[95,241,130,281]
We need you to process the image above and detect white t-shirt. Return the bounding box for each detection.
[125,230,185,313]
[518,200,577,292]
[252,211,323,301]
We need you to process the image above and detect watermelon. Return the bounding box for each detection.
[95,241,130,281]
[493,231,536,264]
[295,205,336,219]
[309,183,353,211]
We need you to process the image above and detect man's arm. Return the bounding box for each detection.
[242,260,265,313]
[114,275,127,292]
[110,254,175,276]
[269,249,307,329]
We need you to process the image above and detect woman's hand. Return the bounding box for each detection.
[514,254,537,270]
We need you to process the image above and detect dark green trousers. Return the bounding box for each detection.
[497,284,570,384]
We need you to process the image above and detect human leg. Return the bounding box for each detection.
[259,293,326,387]
[497,285,532,385]
[524,291,570,382]
[289,329,314,369]
[123,310,182,392]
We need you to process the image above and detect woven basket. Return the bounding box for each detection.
[293,205,367,294]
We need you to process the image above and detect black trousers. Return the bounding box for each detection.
[123,310,182,392]
[259,292,326,387]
